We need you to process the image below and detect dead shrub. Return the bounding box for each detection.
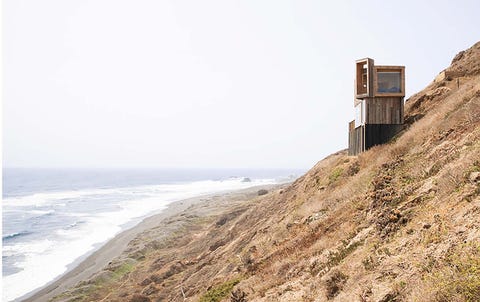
[231,288,247,302]
[325,270,348,299]
[346,161,360,176]
[129,294,151,302]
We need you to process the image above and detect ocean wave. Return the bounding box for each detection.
[2,231,32,241]
[3,178,275,208]
[28,210,56,224]
[64,220,86,229]
[2,189,119,208]
[28,209,55,215]
[3,238,54,256]
[33,209,55,218]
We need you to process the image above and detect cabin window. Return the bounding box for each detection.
[354,101,365,128]
[377,71,401,93]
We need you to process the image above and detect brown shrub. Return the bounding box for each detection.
[325,270,348,299]
[129,294,151,302]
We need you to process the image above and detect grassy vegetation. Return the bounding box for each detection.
[329,167,344,184]
[199,278,241,302]
[111,262,135,281]
[50,261,136,302]
[311,239,364,276]
[362,255,377,271]
[427,243,480,302]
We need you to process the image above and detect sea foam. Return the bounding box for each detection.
[2,177,276,301]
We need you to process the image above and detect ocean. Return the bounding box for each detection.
[2,168,301,302]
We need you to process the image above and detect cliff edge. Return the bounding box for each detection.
[52,42,480,302]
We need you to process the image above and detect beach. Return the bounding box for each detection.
[21,184,282,302]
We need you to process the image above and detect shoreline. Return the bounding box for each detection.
[20,184,282,302]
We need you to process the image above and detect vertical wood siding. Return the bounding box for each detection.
[365,97,404,124]
[348,125,364,155]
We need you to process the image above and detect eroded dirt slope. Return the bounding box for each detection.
[54,42,480,302]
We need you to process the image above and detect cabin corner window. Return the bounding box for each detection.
[356,62,369,95]
[377,71,401,93]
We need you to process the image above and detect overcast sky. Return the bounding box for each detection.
[3,0,480,169]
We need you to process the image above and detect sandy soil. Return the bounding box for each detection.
[20,184,280,302]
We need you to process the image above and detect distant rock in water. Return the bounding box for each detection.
[257,189,268,196]
[241,177,251,182]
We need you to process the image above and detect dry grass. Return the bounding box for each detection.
[416,243,480,302]
[50,43,480,302]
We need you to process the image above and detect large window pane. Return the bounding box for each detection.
[354,101,364,128]
[377,71,401,93]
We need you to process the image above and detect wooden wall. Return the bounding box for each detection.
[364,124,404,150]
[348,123,404,155]
[365,97,404,124]
[348,125,364,156]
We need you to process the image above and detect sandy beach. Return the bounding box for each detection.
[20,184,281,302]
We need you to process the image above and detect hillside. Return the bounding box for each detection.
[51,42,480,302]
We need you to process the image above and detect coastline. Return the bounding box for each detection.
[20,183,282,302]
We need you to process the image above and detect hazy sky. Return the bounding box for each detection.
[3,0,480,169]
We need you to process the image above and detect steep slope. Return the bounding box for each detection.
[53,42,480,302]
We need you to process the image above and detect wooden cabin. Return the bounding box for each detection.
[348,58,405,155]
